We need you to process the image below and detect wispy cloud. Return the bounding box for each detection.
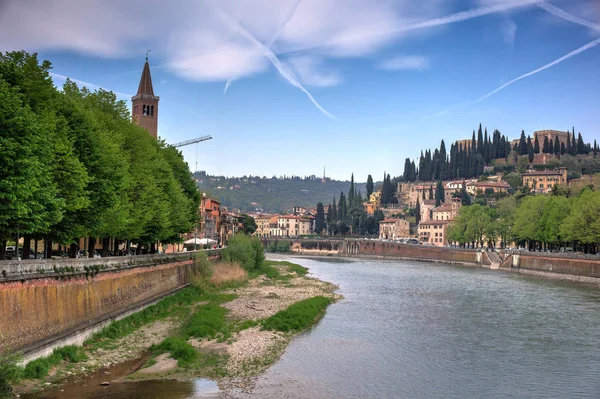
[377,55,430,71]
[538,2,600,32]
[501,18,518,45]
[287,56,342,87]
[214,6,337,119]
[475,36,600,103]
[50,72,133,99]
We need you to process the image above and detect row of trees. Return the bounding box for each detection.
[0,51,200,259]
[403,124,597,183]
[403,124,512,182]
[324,174,384,236]
[515,128,596,158]
[447,185,600,253]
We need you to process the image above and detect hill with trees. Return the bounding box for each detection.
[194,171,368,213]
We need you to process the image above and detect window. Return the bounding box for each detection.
[150,105,154,116]
[143,105,147,116]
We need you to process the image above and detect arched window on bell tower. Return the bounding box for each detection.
[150,105,154,116]
[143,105,147,116]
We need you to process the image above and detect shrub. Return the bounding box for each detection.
[194,251,213,280]
[262,296,332,332]
[222,234,264,272]
[0,354,21,396]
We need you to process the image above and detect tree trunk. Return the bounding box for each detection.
[0,240,6,260]
[23,235,31,259]
[88,237,96,258]
[102,237,110,257]
[150,242,156,254]
[34,239,39,259]
[70,243,78,258]
[44,238,53,259]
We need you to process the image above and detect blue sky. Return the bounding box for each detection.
[1,0,599,182]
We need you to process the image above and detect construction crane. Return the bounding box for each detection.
[169,135,213,173]
[171,135,213,148]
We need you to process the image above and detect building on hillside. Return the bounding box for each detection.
[418,197,462,246]
[292,206,307,215]
[420,199,437,222]
[254,215,272,238]
[379,218,410,240]
[534,130,569,147]
[455,139,473,149]
[465,181,510,196]
[363,191,381,215]
[397,182,436,208]
[131,55,159,139]
[522,167,568,193]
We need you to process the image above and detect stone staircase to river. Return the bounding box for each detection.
[485,251,502,269]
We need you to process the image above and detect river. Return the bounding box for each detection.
[26,255,600,398]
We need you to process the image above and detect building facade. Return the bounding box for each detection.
[379,218,410,240]
[522,168,568,193]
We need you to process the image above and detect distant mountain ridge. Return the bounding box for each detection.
[194,172,368,213]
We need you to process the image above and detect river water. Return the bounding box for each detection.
[26,256,600,398]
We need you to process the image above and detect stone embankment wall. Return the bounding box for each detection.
[501,252,600,282]
[0,251,218,355]
[344,240,480,264]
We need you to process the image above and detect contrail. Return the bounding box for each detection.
[539,2,600,32]
[475,36,600,103]
[280,0,540,55]
[215,7,337,119]
[223,0,302,95]
[49,72,133,99]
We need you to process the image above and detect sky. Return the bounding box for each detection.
[1,0,599,182]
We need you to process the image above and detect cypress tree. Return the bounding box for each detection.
[548,138,554,156]
[331,197,337,221]
[471,130,476,153]
[594,140,598,158]
[428,185,434,201]
[533,134,540,154]
[527,137,534,163]
[577,132,585,154]
[477,124,484,155]
[435,180,444,207]
[415,198,421,225]
[560,142,566,156]
[518,130,527,155]
[366,174,374,197]
[554,137,561,156]
[349,173,355,205]
[570,129,577,156]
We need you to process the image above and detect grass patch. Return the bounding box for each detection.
[262,296,332,332]
[266,260,308,276]
[22,346,87,380]
[87,287,206,344]
[151,337,198,367]
[209,262,248,289]
[185,304,230,341]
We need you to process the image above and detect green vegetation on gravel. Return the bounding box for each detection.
[262,296,332,332]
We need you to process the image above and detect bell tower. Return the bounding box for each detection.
[132,54,159,138]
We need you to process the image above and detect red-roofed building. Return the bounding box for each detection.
[466,181,510,196]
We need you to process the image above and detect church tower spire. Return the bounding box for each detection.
[132,54,159,139]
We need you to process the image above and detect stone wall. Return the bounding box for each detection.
[348,240,480,264]
[511,254,600,279]
[0,251,215,355]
